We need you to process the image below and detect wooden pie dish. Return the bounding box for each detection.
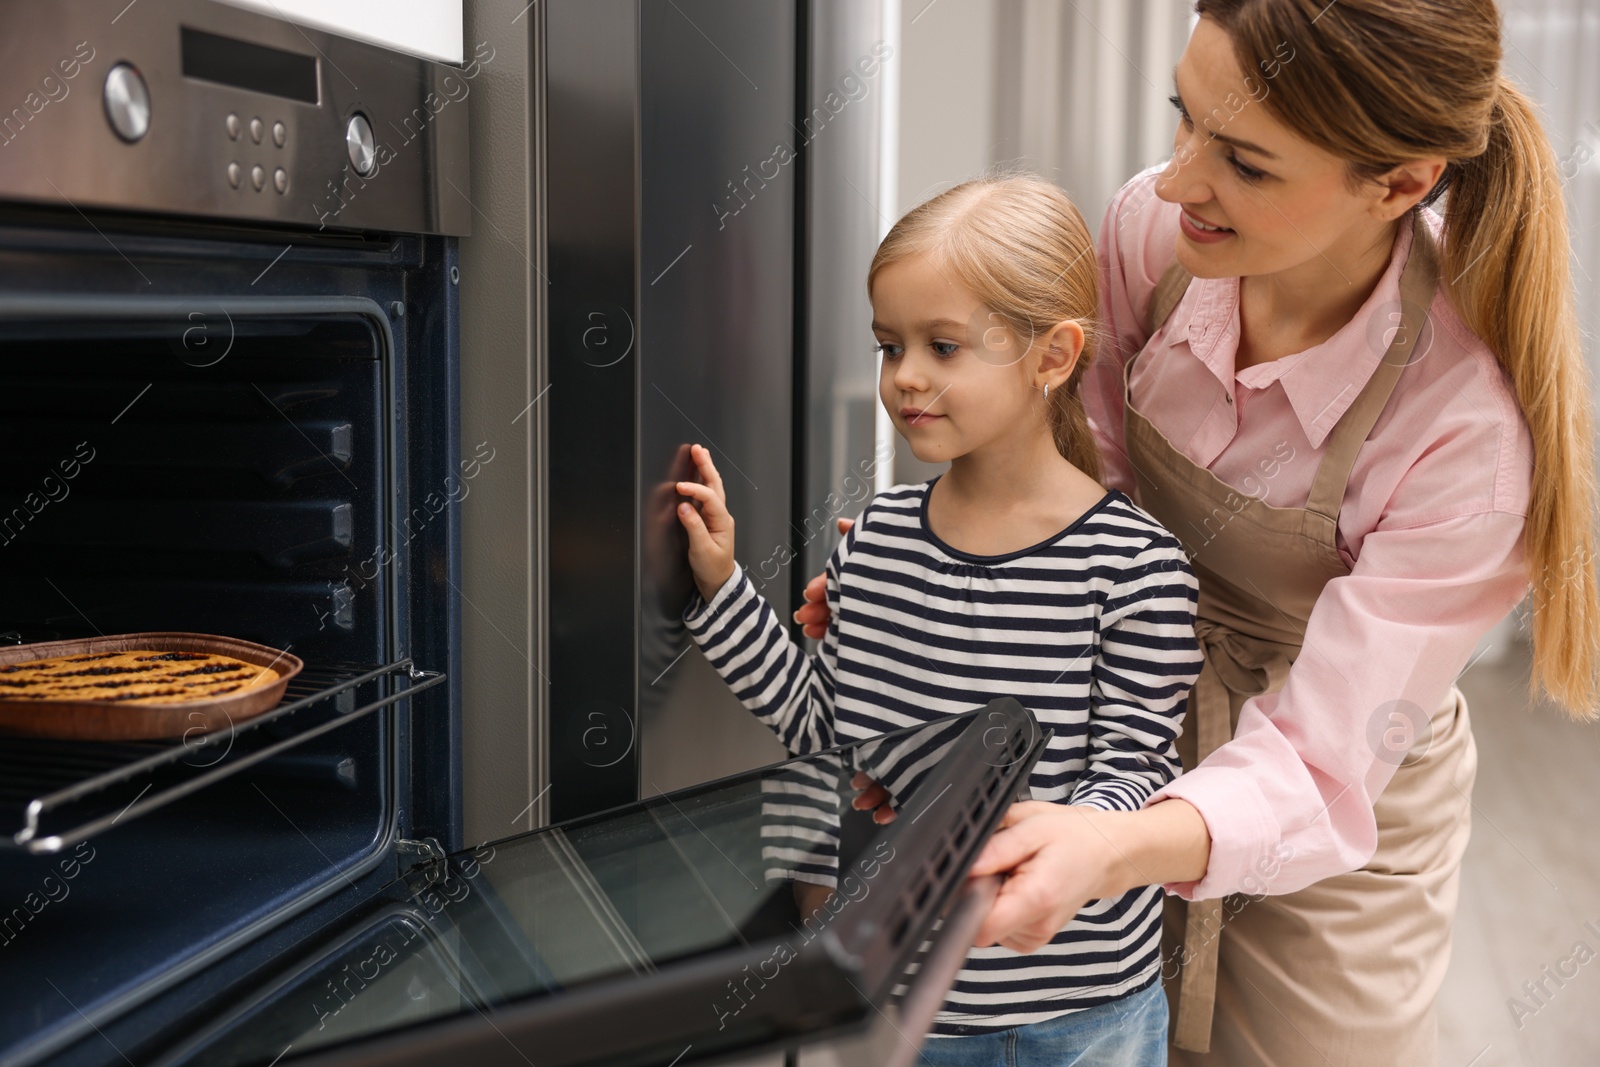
[0,632,303,741]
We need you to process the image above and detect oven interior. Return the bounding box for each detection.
[0,282,455,1064]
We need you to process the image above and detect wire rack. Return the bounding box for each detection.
[0,659,445,854]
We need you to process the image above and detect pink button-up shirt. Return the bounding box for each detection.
[1084,164,1534,901]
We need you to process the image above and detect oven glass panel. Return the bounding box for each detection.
[165,710,1009,1067]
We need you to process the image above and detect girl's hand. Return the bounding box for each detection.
[793,879,833,920]
[849,771,896,824]
[675,443,737,603]
[792,517,854,639]
[967,801,1127,954]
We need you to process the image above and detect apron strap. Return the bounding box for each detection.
[1144,258,1194,337]
[1169,617,1296,1053]
[1302,212,1441,522]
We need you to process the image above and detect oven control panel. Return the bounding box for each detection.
[0,0,471,236]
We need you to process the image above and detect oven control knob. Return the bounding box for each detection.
[103,63,151,143]
[345,113,376,176]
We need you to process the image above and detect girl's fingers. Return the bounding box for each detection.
[690,444,727,497]
[675,479,730,525]
[853,783,890,810]
[675,499,707,540]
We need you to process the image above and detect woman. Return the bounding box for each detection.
[794,1,1600,1062]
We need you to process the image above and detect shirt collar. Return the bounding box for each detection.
[1176,215,1419,450]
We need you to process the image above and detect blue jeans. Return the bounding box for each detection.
[916,976,1168,1067]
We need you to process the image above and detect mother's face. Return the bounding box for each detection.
[1154,16,1406,280]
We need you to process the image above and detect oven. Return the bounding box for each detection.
[0,1,465,1062]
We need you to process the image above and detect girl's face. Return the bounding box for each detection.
[1154,16,1409,279]
[870,252,1069,465]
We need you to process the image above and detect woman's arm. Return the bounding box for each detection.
[969,504,1531,954]
[967,797,1211,954]
[1145,507,1531,901]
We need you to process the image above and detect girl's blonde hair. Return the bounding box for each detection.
[1195,0,1600,719]
[867,173,1106,484]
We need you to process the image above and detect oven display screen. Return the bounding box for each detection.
[180,26,319,105]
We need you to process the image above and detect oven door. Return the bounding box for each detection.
[137,702,1047,1067]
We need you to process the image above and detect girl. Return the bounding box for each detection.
[674,174,1205,1065]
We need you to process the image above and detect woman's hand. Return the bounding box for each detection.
[674,443,736,603]
[966,802,1133,954]
[792,517,854,639]
[968,797,1211,954]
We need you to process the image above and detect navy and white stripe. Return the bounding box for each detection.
[683,477,1203,1035]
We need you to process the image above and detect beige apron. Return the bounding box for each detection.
[1122,212,1478,1064]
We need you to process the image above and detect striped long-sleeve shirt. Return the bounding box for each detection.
[681,475,1204,1035]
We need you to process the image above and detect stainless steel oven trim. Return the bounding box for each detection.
[0,293,414,1067]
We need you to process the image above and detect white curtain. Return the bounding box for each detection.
[991,0,1194,225]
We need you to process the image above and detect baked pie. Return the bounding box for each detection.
[0,650,282,705]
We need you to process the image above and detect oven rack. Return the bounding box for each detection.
[0,659,445,855]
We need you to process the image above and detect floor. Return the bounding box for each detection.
[1438,633,1600,1067]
